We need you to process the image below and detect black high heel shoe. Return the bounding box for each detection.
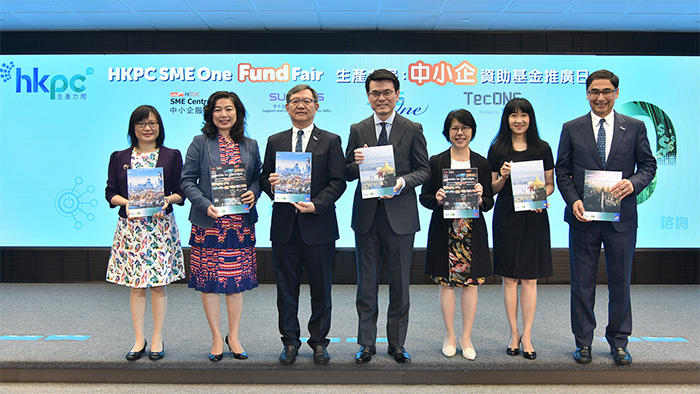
[126,340,147,361]
[506,335,520,356]
[226,334,248,360]
[521,337,537,360]
[209,351,223,362]
[149,342,164,361]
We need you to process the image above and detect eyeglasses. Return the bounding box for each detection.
[368,90,395,99]
[135,121,159,128]
[288,98,316,106]
[449,126,472,133]
[587,88,618,98]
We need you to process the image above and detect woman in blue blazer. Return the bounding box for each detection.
[180,91,262,361]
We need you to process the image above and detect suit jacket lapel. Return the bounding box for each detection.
[306,127,321,152]
[362,117,377,146]
[580,115,603,168]
[283,129,293,152]
[607,112,627,166]
[388,115,406,147]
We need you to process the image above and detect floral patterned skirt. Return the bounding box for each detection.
[188,215,257,294]
[432,218,485,287]
[106,213,185,288]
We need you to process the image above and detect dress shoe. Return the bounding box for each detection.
[611,347,632,365]
[208,352,223,362]
[442,337,456,357]
[521,338,536,360]
[460,339,476,361]
[225,334,248,360]
[148,342,164,361]
[388,345,411,364]
[574,346,591,364]
[313,345,330,364]
[279,345,298,365]
[355,345,376,364]
[506,335,520,356]
[126,340,147,361]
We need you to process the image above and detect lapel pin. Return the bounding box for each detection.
[620,126,626,130]
[313,135,318,140]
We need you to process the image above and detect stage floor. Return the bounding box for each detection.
[1,283,698,385]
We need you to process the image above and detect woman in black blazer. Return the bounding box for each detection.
[419,109,493,361]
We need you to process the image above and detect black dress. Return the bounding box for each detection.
[487,146,554,279]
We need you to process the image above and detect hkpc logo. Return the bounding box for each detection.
[1,61,93,99]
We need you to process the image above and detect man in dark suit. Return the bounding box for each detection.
[345,69,430,364]
[260,84,346,365]
[556,69,656,365]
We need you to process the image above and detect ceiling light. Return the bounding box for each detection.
[461,18,471,23]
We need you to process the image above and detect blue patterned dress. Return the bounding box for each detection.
[188,136,258,294]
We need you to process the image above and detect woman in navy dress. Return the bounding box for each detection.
[488,98,554,360]
[180,91,262,361]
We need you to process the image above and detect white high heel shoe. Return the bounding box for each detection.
[460,339,476,361]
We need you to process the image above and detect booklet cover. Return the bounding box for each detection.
[510,160,548,212]
[274,151,312,203]
[442,168,479,219]
[360,145,398,199]
[127,167,164,218]
[583,170,622,222]
[210,163,249,215]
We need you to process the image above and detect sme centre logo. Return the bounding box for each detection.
[1,61,93,100]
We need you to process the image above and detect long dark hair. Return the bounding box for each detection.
[490,98,548,158]
[127,105,165,148]
[201,91,247,142]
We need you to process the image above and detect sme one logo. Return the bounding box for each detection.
[1,61,93,99]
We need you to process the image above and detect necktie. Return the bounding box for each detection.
[295,129,304,152]
[596,119,606,167]
[378,122,388,146]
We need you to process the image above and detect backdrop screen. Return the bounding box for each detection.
[0,54,697,248]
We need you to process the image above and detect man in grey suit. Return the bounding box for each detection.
[556,69,656,365]
[260,84,346,365]
[345,69,430,364]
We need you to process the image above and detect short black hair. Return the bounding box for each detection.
[586,69,619,89]
[202,91,247,142]
[127,105,165,148]
[442,109,476,143]
[286,84,318,102]
[365,69,400,93]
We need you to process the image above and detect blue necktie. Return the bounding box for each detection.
[295,129,304,152]
[378,122,388,146]
[597,119,606,167]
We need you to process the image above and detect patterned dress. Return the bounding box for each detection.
[106,149,185,288]
[432,218,485,287]
[188,135,258,294]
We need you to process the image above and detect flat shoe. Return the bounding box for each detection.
[126,340,147,361]
[460,339,476,361]
[148,342,164,361]
[442,337,456,357]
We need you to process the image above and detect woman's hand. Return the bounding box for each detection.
[475,183,484,206]
[153,196,169,219]
[241,190,256,208]
[435,188,446,206]
[499,161,512,179]
[206,204,222,219]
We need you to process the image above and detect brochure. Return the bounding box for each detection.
[583,170,622,222]
[274,151,312,203]
[359,145,398,199]
[442,168,479,219]
[210,163,249,215]
[127,167,164,217]
[510,160,548,211]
